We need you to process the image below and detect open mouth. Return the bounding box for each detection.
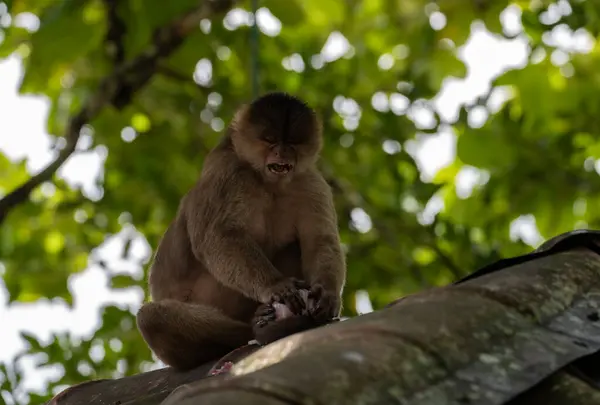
[267,163,293,174]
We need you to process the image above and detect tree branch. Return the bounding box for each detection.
[0,0,238,226]
[46,362,215,405]
[102,0,127,66]
[48,245,600,404]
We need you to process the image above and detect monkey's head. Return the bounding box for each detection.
[230,92,323,183]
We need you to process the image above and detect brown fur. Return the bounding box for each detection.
[136,92,346,370]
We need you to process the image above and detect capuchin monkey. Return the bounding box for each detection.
[136,92,346,371]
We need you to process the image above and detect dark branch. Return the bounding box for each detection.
[157,63,212,97]
[103,0,126,66]
[0,0,238,226]
[158,64,196,83]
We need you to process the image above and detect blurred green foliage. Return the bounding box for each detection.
[2,0,600,403]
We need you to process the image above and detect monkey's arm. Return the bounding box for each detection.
[193,221,288,302]
[195,225,310,312]
[184,183,301,306]
[297,177,347,315]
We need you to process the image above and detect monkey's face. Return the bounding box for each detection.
[232,131,299,183]
[264,141,296,179]
[232,92,322,183]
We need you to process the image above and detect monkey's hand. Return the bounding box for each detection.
[308,284,338,323]
[266,278,310,315]
[253,304,278,329]
[252,299,321,345]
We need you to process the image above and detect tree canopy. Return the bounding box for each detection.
[2,0,600,403]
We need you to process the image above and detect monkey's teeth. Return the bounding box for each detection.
[268,164,292,174]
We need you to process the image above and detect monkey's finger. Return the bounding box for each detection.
[286,293,305,313]
[255,311,277,327]
[308,290,325,304]
[311,307,331,323]
[255,305,275,316]
[310,283,324,292]
[309,303,322,317]
[308,287,322,300]
[261,311,277,321]
[286,293,307,314]
[310,296,331,316]
[255,319,268,327]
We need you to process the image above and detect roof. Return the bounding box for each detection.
[48,230,600,405]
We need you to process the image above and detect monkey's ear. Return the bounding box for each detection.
[231,104,250,132]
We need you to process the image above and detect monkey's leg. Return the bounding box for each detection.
[136,299,253,371]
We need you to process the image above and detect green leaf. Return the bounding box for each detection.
[44,230,65,254]
[430,45,467,88]
[119,0,201,58]
[432,161,461,184]
[9,0,57,15]
[0,156,29,193]
[131,113,152,133]
[19,0,105,94]
[0,26,31,57]
[109,274,138,289]
[20,331,43,351]
[456,127,515,171]
[264,0,306,26]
